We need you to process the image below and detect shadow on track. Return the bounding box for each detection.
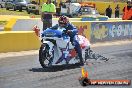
[29,63,82,72]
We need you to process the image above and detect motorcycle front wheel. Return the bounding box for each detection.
[39,44,54,68]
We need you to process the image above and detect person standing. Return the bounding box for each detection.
[41,0,56,31]
[105,5,112,18]
[122,0,132,20]
[115,4,120,18]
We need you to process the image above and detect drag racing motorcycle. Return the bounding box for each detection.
[39,27,91,68]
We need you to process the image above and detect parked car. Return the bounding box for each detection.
[27,1,40,15]
[0,0,6,8]
[80,6,100,16]
[5,0,30,11]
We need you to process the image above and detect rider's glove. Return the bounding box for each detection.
[66,30,72,34]
[63,30,67,34]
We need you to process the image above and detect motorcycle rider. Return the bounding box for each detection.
[50,15,84,65]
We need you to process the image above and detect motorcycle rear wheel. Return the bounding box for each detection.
[39,44,54,68]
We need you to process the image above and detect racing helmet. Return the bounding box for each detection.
[58,15,69,27]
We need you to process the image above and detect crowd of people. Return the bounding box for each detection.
[105,0,132,19]
[105,4,120,18]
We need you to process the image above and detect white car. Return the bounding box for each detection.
[27,3,39,15]
[0,0,6,8]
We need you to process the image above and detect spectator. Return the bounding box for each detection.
[122,0,132,20]
[105,5,112,18]
[41,0,56,31]
[59,1,63,8]
[52,1,57,6]
[115,4,120,18]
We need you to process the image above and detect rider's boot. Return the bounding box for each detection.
[78,53,84,66]
[73,40,84,66]
[74,47,84,66]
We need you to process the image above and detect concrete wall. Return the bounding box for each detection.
[90,20,132,43]
[72,20,132,43]
[0,31,41,53]
[71,21,91,40]
[1,16,132,53]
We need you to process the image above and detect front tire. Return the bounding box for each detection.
[0,5,2,8]
[19,7,22,12]
[13,6,16,11]
[39,44,54,68]
[6,7,9,10]
[27,9,30,14]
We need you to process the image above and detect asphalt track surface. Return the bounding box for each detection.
[0,42,132,88]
